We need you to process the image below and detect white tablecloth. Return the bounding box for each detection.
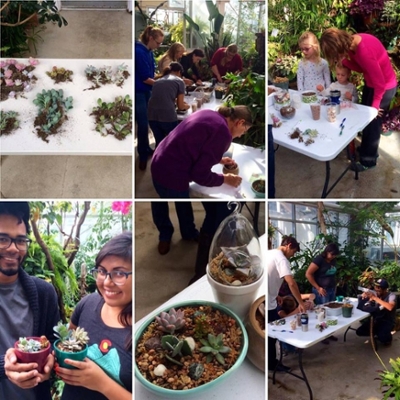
[1,58,132,155]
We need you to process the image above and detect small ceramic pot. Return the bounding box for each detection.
[280,106,296,119]
[301,91,317,103]
[251,179,265,198]
[14,337,51,374]
[245,295,265,371]
[53,340,88,369]
[222,163,239,175]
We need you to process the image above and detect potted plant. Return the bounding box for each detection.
[245,295,265,371]
[53,321,89,369]
[206,205,264,320]
[135,300,248,397]
[268,55,298,90]
[14,336,51,373]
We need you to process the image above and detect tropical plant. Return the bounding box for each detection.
[377,357,400,400]
[134,0,167,39]
[269,54,299,80]
[223,71,265,147]
[199,333,231,365]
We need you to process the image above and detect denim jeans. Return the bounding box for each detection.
[312,287,336,305]
[135,91,151,162]
[149,120,178,148]
[151,202,199,242]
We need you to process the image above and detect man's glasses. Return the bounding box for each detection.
[90,267,132,286]
[0,235,32,251]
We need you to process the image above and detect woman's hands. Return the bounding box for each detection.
[221,157,242,187]
[220,157,235,166]
[5,348,54,389]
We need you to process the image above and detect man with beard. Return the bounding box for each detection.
[0,202,60,400]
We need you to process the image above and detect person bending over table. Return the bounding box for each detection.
[151,105,251,198]
[306,242,340,344]
[267,235,306,372]
[277,293,316,318]
[320,28,397,172]
[148,62,189,148]
[210,44,243,83]
[180,48,205,85]
[356,278,396,347]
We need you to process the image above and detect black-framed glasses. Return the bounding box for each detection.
[90,268,132,286]
[0,235,32,250]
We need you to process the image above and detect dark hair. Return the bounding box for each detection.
[0,202,31,234]
[280,235,300,252]
[139,26,164,45]
[281,296,297,314]
[96,231,132,350]
[161,61,184,77]
[321,243,340,258]
[217,105,253,126]
[320,28,353,67]
[186,48,205,58]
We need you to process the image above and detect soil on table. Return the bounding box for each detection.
[85,70,130,91]
[0,64,37,101]
[34,101,67,142]
[136,305,243,391]
[46,68,73,83]
[0,117,18,136]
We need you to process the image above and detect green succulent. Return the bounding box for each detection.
[199,333,231,365]
[161,335,192,366]
[53,321,89,352]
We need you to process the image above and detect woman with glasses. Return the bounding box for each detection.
[151,105,252,198]
[296,31,331,92]
[56,232,132,400]
[210,44,243,83]
[135,26,164,171]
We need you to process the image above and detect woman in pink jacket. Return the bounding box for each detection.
[320,28,397,172]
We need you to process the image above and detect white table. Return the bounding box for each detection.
[189,142,265,199]
[268,299,369,400]
[135,236,266,400]
[271,93,377,197]
[0,58,132,155]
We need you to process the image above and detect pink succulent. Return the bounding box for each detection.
[6,59,17,65]
[0,61,6,68]
[29,57,39,66]
[4,69,12,78]
[111,201,132,215]
[15,63,26,71]
[5,79,14,86]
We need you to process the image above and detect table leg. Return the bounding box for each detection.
[321,161,331,198]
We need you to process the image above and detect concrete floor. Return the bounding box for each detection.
[134,201,266,322]
[274,133,400,198]
[268,325,399,400]
[0,10,132,198]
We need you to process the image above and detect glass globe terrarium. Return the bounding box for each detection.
[207,203,264,320]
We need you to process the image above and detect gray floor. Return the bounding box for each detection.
[0,10,132,198]
[134,201,266,322]
[274,132,400,198]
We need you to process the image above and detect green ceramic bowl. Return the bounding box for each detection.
[53,340,88,369]
[135,300,248,398]
[251,179,265,198]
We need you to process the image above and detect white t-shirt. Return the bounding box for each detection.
[267,249,293,310]
[321,81,358,103]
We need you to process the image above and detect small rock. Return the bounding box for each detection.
[231,280,242,286]
[185,337,196,351]
[153,364,167,377]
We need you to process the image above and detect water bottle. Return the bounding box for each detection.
[301,313,309,332]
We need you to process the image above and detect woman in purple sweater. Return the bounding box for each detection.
[320,28,397,172]
[151,105,252,198]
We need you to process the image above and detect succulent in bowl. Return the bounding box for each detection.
[251,179,265,198]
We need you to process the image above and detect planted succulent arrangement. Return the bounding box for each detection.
[53,321,89,353]
[90,95,132,140]
[0,110,20,136]
[136,304,245,391]
[33,89,73,142]
[0,58,38,101]
[84,63,130,90]
[17,336,50,353]
[46,66,73,83]
[14,336,51,373]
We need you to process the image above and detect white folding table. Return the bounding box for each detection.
[1,58,132,156]
[268,300,369,400]
[271,93,377,197]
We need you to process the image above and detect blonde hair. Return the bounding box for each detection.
[162,42,186,62]
[139,26,164,45]
[217,105,253,125]
[299,31,321,63]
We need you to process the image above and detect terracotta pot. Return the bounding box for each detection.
[222,163,239,175]
[245,295,265,371]
[14,337,51,374]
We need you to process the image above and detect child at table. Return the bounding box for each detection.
[278,293,316,318]
[317,64,358,103]
[297,31,331,92]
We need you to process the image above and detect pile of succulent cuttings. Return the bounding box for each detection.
[84,63,130,90]
[18,336,49,353]
[288,127,319,146]
[46,66,73,83]
[90,95,132,140]
[209,247,262,286]
[0,110,20,136]
[0,57,38,101]
[136,306,243,391]
[33,89,73,142]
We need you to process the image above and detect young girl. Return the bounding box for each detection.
[317,64,358,103]
[158,42,185,72]
[148,62,189,148]
[278,294,316,318]
[57,232,132,400]
[297,31,331,92]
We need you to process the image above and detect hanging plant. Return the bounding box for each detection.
[90,95,132,141]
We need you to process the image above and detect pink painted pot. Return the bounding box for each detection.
[14,337,51,373]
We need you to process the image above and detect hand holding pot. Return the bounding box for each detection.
[4,348,54,389]
[223,174,242,188]
[220,156,235,166]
